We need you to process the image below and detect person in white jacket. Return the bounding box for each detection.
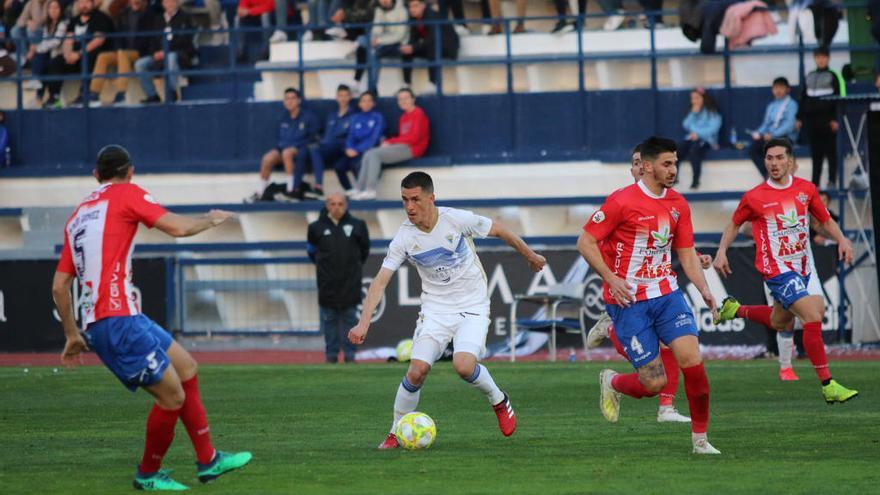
[352,0,408,93]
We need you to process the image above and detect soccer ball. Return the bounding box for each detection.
[395,412,436,450]
[396,339,413,362]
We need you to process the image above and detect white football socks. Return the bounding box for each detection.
[391,378,421,433]
[286,176,295,193]
[465,364,505,405]
[259,179,269,194]
[777,331,794,369]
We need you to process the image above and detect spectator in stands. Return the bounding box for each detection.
[236,0,273,62]
[748,77,798,179]
[677,87,721,190]
[796,47,840,188]
[89,0,153,106]
[133,0,194,104]
[352,87,428,200]
[307,84,355,200]
[336,90,385,194]
[437,0,468,36]
[326,0,373,44]
[485,0,525,35]
[43,0,114,109]
[11,0,47,55]
[401,0,458,94]
[25,0,66,98]
[352,0,407,94]
[307,192,370,363]
[247,88,319,202]
[599,0,663,31]
[305,0,338,40]
[269,0,300,42]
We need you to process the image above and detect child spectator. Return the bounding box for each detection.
[748,77,798,178]
[337,90,385,194]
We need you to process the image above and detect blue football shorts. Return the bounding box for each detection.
[84,314,173,392]
[765,271,812,310]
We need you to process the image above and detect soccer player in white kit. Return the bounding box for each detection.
[348,171,547,449]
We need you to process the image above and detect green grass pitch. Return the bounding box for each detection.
[1,360,877,494]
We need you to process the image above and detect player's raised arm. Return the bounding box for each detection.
[712,220,741,278]
[678,246,719,322]
[488,221,546,272]
[153,209,235,238]
[348,267,394,344]
[577,231,634,306]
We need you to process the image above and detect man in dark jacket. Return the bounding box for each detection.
[400,0,458,92]
[307,192,370,363]
[796,47,841,187]
[133,0,196,103]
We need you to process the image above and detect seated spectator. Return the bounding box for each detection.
[305,0,335,40]
[12,0,48,54]
[307,84,355,199]
[401,0,458,94]
[484,0,525,35]
[25,0,65,97]
[43,0,114,109]
[677,87,721,190]
[134,0,195,104]
[353,0,407,94]
[437,0,467,36]
[326,0,373,43]
[247,88,319,202]
[236,0,273,62]
[89,0,153,105]
[336,90,384,194]
[748,77,798,179]
[351,87,428,200]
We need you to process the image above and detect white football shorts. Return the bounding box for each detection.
[410,311,490,364]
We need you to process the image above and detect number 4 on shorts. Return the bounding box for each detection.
[630,336,644,355]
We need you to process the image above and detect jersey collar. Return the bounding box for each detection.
[637,180,667,199]
[766,175,793,190]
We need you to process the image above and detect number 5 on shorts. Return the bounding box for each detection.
[630,336,644,355]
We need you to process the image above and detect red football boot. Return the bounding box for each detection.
[492,393,517,437]
[378,432,400,450]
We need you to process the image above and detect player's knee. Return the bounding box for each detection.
[406,363,430,386]
[453,362,474,380]
[641,376,667,394]
[159,389,185,410]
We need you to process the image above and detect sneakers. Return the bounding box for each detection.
[133,469,189,491]
[714,296,741,324]
[71,91,101,108]
[141,94,162,105]
[112,91,127,105]
[23,79,42,90]
[779,367,799,381]
[275,188,304,202]
[603,11,626,31]
[325,26,347,39]
[43,96,63,109]
[821,379,859,404]
[344,188,360,198]
[378,432,400,449]
[598,369,620,423]
[269,29,287,43]
[551,20,575,34]
[453,24,470,37]
[492,392,517,436]
[351,189,377,200]
[303,186,325,200]
[692,436,721,455]
[657,406,691,423]
[197,451,253,483]
[586,312,612,349]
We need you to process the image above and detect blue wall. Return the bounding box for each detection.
[2,87,780,176]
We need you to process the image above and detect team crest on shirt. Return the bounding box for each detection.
[796,192,808,205]
[343,224,353,237]
[591,210,605,223]
[670,207,680,222]
[651,226,671,247]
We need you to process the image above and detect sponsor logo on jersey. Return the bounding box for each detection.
[650,226,671,247]
[776,210,801,229]
[591,211,605,223]
[637,215,656,221]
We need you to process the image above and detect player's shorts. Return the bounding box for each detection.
[410,311,489,365]
[605,291,698,368]
[84,314,173,392]
[765,271,812,310]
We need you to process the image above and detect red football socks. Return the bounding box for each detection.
[802,322,832,382]
[608,326,628,360]
[736,305,774,329]
[681,363,710,434]
[140,403,181,474]
[658,347,680,407]
[611,372,656,399]
[180,374,216,465]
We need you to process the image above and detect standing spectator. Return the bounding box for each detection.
[134,0,194,104]
[797,47,841,188]
[400,0,458,94]
[352,87,428,200]
[352,0,407,94]
[236,0,273,62]
[11,0,48,54]
[337,90,385,194]
[42,0,114,109]
[246,88,319,202]
[677,87,721,190]
[89,0,154,105]
[307,84,355,200]
[748,77,798,178]
[26,0,66,97]
[307,192,370,363]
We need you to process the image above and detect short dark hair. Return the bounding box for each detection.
[631,143,642,156]
[284,87,300,98]
[397,87,415,98]
[763,137,793,157]
[401,171,433,193]
[813,46,830,57]
[360,90,377,102]
[95,144,132,181]
[772,77,789,87]
[639,136,677,162]
[336,84,351,93]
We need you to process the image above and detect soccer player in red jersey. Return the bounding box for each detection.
[578,136,721,454]
[52,145,252,491]
[713,138,858,403]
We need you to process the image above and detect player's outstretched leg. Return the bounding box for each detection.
[455,354,516,436]
[657,347,690,423]
[776,331,799,381]
[137,365,188,491]
[586,312,613,349]
[381,360,429,449]
[599,357,665,423]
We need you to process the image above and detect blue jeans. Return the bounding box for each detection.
[307,141,344,188]
[135,52,181,98]
[11,25,41,52]
[320,305,358,362]
[334,153,362,190]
